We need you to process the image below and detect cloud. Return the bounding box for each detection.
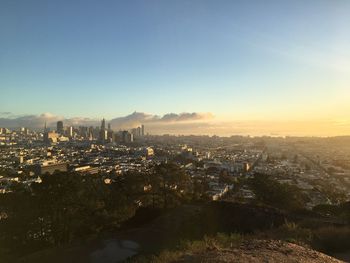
[109,111,213,130]
[0,112,101,129]
[0,112,14,118]
[0,111,214,131]
[0,112,12,116]
[0,113,64,129]
[0,112,349,136]
[160,112,214,122]
[109,112,156,129]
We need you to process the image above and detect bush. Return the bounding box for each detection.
[259,220,312,245]
[130,233,243,263]
[215,233,242,248]
[312,226,350,253]
[248,174,308,211]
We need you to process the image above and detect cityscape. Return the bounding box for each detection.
[1,121,350,206]
[1,121,350,261]
[1,0,350,262]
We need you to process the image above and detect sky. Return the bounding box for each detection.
[0,0,350,136]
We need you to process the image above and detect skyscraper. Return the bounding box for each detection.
[137,126,141,137]
[101,118,106,130]
[67,126,73,137]
[141,124,145,136]
[57,121,64,134]
[121,130,133,143]
[99,118,107,143]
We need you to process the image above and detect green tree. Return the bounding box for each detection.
[151,163,191,209]
[248,173,308,211]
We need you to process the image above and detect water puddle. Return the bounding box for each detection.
[90,239,140,263]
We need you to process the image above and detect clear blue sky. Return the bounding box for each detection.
[1,0,349,120]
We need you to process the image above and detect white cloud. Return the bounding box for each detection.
[0,111,214,131]
[0,112,349,136]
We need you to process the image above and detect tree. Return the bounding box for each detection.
[32,172,94,245]
[151,163,191,209]
[248,173,308,211]
[0,182,43,255]
[31,172,129,245]
[0,165,194,259]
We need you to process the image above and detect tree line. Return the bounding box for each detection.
[0,162,204,259]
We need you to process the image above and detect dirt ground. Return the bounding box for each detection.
[174,240,345,263]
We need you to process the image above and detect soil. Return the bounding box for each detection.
[174,239,344,263]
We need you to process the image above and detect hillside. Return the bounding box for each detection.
[17,202,350,262]
[170,240,343,263]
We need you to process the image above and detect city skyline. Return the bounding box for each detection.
[1,111,350,137]
[1,0,350,136]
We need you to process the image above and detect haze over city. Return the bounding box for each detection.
[1,0,350,136]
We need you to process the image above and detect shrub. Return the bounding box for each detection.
[312,226,350,253]
[261,220,312,245]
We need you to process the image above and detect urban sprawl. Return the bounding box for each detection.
[1,120,350,207]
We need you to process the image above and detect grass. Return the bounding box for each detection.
[254,219,312,247]
[129,233,243,263]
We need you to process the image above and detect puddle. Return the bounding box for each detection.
[90,239,140,263]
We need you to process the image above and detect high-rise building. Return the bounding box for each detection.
[44,131,58,144]
[113,132,120,143]
[99,118,107,143]
[102,130,108,141]
[79,126,88,138]
[137,126,141,137]
[67,126,73,137]
[131,125,144,139]
[121,130,133,143]
[57,121,64,134]
[88,126,94,140]
[101,118,106,130]
[131,128,137,138]
[107,129,114,142]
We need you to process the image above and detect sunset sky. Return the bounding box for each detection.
[1,0,349,136]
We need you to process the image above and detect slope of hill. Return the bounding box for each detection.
[170,240,343,263]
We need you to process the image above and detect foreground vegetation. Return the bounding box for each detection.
[129,220,350,262]
[1,165,349,262]
[131,233,243,263]
[0,163,200,260]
